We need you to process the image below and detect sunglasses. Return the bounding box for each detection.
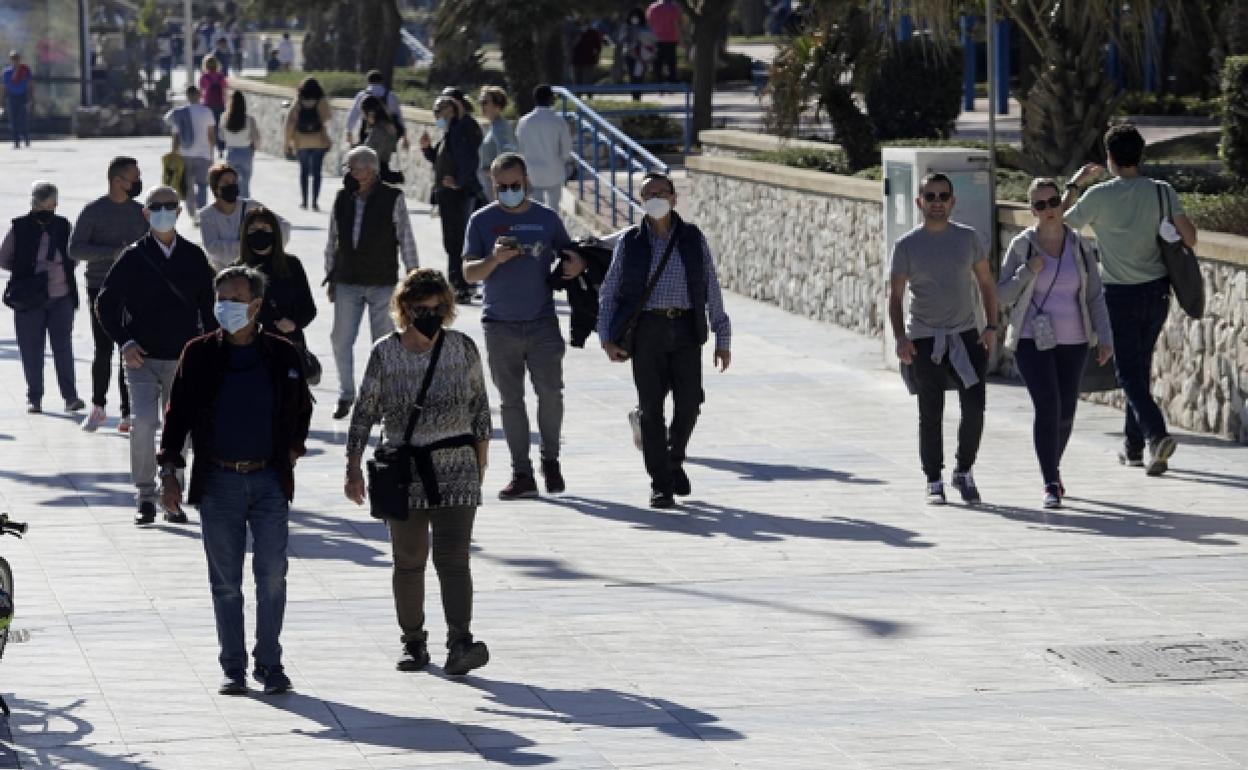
[496,182,524,193]
[148,201,178,211]
[1031,196,1063,211]
[921,192,952,203]
[641,190,673,200]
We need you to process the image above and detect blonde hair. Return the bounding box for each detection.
[202,54,219,72]
[390,268,457,329]
[1028,177,1061,199]
[480,86,509,110]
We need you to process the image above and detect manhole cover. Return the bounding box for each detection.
[8,628,30,644]
[1050,639,1248,683]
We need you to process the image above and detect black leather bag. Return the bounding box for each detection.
[3,272,48,311]
[365,332,444,521]
[615,223,680,356]
[301,346,322,386]
[1156,182,1204,320]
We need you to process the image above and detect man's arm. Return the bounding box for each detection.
[972,259,999,351]
[95,256,132,347]
[595,238,627,343]
[324,209,339,279]
[393,195,420,271]
[69,207,121,263]
[1175,214,1197,248]
[888,273,915,364]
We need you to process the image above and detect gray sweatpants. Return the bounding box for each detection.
[482,317,565,476]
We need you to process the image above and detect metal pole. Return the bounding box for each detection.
[81,0,92,106]
[184,0,194,88]
[985,0,998,213]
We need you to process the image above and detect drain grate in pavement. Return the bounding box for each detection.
[1050,639,1248,683]
[8,628,30,643]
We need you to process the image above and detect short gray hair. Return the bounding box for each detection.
[31,181,58,208]
[345,146,379,173]
[214,265,269,301]
[145,185,180,207]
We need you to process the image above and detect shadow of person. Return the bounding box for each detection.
[979,496,1248,547]
[5,696,160,769]
[0,469,134,508]
[285,510,391,566]
[1162,467,1248,491]
[461,677,744,742]
[260,692,556,766]
[686,456,887,485]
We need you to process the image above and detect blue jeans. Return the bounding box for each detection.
[6,93,29,146]
[1105,277,1171,453]
[226,146,254,197]
[14,294,77,403]
[199,467,289,674]
[1014,340,1089,485]
[297,148,326,206]
[209,105,225,152]
[330,283,395,401]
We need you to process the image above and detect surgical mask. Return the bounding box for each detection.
[411,312,442,339]
[127,179,143,199]
[246,229,275,253]
[214,300,253,334]
[435,117,449,131]
[498,187,526,208]
[219,184,240,203]
[643,197,672,220]
[149,209,178,233]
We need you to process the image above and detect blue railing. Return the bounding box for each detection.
[553,85,672,229]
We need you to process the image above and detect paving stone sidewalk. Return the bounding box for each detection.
[0,138,1245,769]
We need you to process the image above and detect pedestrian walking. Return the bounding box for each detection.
[998,178,1114,509]
[158,265,312,697]
[285,77,331,211]
[360,96,400,180]
[220,91,258,197]
[2,51,33,148]
[888,172,998,506]
[0,182,84,415]
[1063,124,1198,476]
[419,96,482,302]
[515,85,572,211]
[324,146,420,420]
[619,8,657,94]
[198,162,290,271]
[212,36,232,75]
[199,55,229,153]
[95,186,218,526]
[165,86,217,214]
[646,0,681,81]
[597,172,731,509]
[235,206,318,376]
[70,156,147,433]
[345,268,492,676]
[463,153,585,499]
[476,87,517,200]
[571,20,605,85]
[276,33,295,71]
[346,70,408,149]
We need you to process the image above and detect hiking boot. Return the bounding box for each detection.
[498,474,539,500]
[926,481,946,506]
[396,641,431,672]
[82,405,107,432]
[671,465,692,497]
[950,470,981,505]
[253,665,291,695]
[540,460,565,494]
[65,398,85,413]
[218,670,247,696]
[1117,445,1144,467]
[332,399,353,420]
[1146,436,1176,477]
[649,490,676,509]
[444,639,489,677]
[628,407,643,451]
[1043,483,1062,510]
[134,500,157,526]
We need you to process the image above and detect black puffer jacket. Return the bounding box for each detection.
[548,238,614,348]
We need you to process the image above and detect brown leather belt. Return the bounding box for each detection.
[212,458,269,474]
[645,308,690,318]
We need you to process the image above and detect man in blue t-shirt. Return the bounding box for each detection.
[464,152,585,500]
[2,51,33,148]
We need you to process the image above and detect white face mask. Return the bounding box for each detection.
[214,300,254,334]
[643,197,672,220]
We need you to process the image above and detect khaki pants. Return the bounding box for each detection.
[387,505,476,649]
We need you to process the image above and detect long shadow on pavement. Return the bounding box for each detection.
[686,456,886,485]
[980,496,1248,547]
[0,470,134,508]
[4,697,158,769]
[1162,467,1248,491]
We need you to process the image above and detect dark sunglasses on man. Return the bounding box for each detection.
[921,191,952,203]
[148,201,178,211]
[1031,196,1063,211]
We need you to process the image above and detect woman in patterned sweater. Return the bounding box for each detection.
[345,268,493,676]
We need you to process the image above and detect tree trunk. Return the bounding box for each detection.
[539,25,567,90]
[690,2,731,139]
[500,23,541,115]
[820,86,876,172]
[736,0,766,36]
[333,2,358,71]
[429,6,483,86]
[373,0,402,82]
[357,0,383,73]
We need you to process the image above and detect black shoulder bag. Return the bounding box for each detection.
[1076,239,1120,394]
[1155,181,1204,319]
[614,223,681,356]
[366,332,445,521]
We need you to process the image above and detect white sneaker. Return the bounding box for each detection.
[82,405,106,432]
[628,407,643,451]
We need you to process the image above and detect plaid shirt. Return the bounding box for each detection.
[323,188,420,277]
[597,225,732,350]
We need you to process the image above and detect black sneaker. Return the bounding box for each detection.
[1117,445,1145,467]
[950,470,981,505]
[134,500,157,526]
[1146,435,1177,477]
[253,665,292,694]
[1043,483,1062,510]
[540,460,565,494]
[332,399,354,420]
[25,399,41,414]
[163,504,189,524]
[671,466,692,497]
[65,398,86,412]
[396,641,430,672]
[649,490,676,509]
[444,639,489,676]
[498,475,539,500]
[925,481,946,506]
[218,670,247,696]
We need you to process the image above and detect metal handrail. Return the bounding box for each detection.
[553,87,669,170]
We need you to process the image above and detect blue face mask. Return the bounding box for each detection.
[498,187,527,208]
[214,300,254,334]
[149,209,178,233]
[435,117,449,131]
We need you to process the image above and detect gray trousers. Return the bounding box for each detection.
[125,357,182,503]
[14,294,78,404]
[185,156,212,210]
[482,317,565,476]
[530,185,563,211]
[330,283,395,401]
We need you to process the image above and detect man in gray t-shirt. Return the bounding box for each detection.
[888,172,998,505]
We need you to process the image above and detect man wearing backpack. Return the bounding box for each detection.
[164,86,216,217]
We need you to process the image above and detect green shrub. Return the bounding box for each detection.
[749,147,850,174]
[1181,192,1248,237]
[1117,91,1221,117]
[1149,166,1240,195]
[1221,56,1248,182]
[262,69,439,108]
[866,40,963,140]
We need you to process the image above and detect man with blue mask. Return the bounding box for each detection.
[419,95,483,304]
[96,186,218,526]
[464,152,585,500]
[157,266,313,697]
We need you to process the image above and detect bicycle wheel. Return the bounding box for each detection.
[0,556,12,661]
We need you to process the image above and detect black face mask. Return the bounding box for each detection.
[127,179,143,199]
[411,311,442,339]
[343,173,360,193]
[33,210,54,224]
[246,229,275,253]
[219,184,240,203]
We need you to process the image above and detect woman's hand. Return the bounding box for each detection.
[1097,343,1113,366]
[275,318,297,333]
[345,466,366,505]
[1027,254,1046,274]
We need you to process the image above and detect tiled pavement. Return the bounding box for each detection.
[0,138,1245,769]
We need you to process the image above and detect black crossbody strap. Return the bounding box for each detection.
[621,222,681,333]
[138,241,200,319]
[400,330,446,446]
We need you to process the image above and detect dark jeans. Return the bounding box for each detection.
[1014,340,1088,485]
[631,314,704,493]
[86,287,130,415]
[1105,278,1171,453]
[437,186,473,291]
[6,93,30,146]
[199,467,289,674]
[297,148,326,206]
[654,42,678,81]
[910,331,988,482]
[14,294,77,404]
[387,505,476,649]
[209,105,225,152]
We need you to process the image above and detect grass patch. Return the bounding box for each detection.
[263,69,440,108]
[1181,192,1248,237]
[1146,130,1222,162]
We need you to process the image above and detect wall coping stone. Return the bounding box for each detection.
[699,129,843,156]
[687,154,879,202]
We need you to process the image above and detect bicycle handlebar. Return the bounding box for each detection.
[0,515,27,536]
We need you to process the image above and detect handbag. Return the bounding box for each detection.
[1155,182,1204,320]
[614,223,681,356]
[365,331,445,521]
[1073,240,1120,393]
[301,346,322,386]
[3,271,48,311]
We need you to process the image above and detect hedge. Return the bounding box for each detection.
[1221,56,1248,182]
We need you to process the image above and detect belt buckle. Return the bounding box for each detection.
[664,308,680,319]
[233,461,247,473]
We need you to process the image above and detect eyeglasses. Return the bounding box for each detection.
[496,182,524,193]
[147,201,178,211]
[1031,196,1063,211]
[921,192,952,203]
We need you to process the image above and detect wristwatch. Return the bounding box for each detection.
[983,324,998,331]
